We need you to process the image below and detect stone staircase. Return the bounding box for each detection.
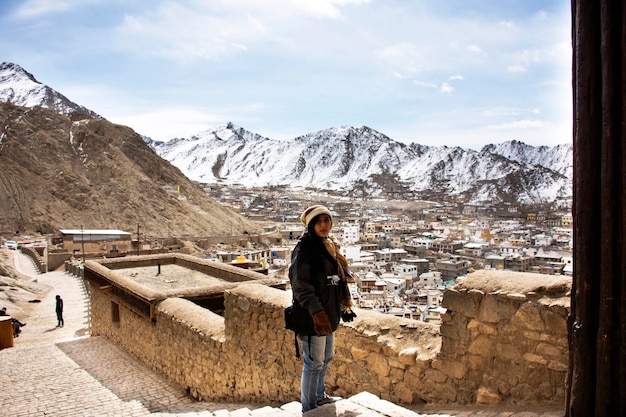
[149,392,422,416]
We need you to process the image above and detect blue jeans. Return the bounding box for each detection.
[299,333,334,412]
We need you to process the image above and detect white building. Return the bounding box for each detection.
[342,223,360,244]
[464,241,490,257]
[393,263,418,279]
[414,271,443,289]
[407,237,432,249]
[344,244,361,263]
[533,234,555,247]
[381,277,406,293]
[371,248,407,262]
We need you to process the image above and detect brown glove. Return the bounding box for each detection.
[312,310,333,335]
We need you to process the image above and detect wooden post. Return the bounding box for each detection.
[568,1,625,415]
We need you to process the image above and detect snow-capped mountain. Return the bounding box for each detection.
[0,62,100,118]
[0,61,572,206]
[480,140,573,176]
[150,124,573,206]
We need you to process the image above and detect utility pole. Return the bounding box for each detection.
[80,225,85,264]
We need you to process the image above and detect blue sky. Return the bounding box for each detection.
[0,0,572,150]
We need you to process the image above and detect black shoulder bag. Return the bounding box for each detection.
[284,301,315,359]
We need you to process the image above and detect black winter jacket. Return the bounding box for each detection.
[289,232,345,333]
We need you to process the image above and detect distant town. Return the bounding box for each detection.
[202,184,573,324]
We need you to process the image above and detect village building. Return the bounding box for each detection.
[370,248,407,262]
[414,271,444,289]
[398,258,430,275]
[484,254,506,270]
[392,263,419,279]
[429,240,464,254]
[462,241,489,257]
[279,225,303,242]
[435,256,471,281]
[341,223,360,244]
[59,229,133,256]
[504,254,533,272]
[402,241,427,256]
[379,272,408,293]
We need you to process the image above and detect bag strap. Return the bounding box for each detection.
[291,298,302,360]
[294,333,301,360]
[294,334,314,361]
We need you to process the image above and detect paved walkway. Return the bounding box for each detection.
[0,250,565,416]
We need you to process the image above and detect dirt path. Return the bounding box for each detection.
[1,249,90,345]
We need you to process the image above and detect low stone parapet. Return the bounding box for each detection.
[20,246,46,273]
[84,259,570,407]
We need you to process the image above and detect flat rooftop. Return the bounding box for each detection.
[85,253,286,303]
[114,264,226,293]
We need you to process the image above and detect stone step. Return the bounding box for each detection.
[204,392,420,416]
[305,392,422,417]
[147,393,420,416]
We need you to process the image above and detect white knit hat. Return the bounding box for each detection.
[301,205,332,227]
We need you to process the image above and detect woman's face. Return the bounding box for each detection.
[313,214,332,238]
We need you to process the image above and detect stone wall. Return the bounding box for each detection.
[49,252,72,271]
[20,246,46,273]
[86,268,570,407]
[439,270,570,405]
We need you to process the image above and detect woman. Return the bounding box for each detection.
[289,205,356,413]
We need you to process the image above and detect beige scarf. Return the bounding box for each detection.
[323,236,356,310]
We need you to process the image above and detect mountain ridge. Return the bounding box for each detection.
[149,124,572,206]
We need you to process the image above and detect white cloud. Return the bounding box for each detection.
[466,44,487,57]
[222,0,370,19]
[113,0,373,62]
[413,80,438,89]
[11,0,73,18]
[393,72,411,80]
[507,64,528,73]
[440,83,454,94]
[116,5,263,62]
[481,107,522,117]
[284,0,371,19]
[378,42,417,60]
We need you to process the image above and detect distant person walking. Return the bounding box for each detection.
[55,295,64,327]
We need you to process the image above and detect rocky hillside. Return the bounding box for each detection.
[0,102,260,238]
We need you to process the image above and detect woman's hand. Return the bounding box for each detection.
[340,305,357,322]
[312,311,333,335]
